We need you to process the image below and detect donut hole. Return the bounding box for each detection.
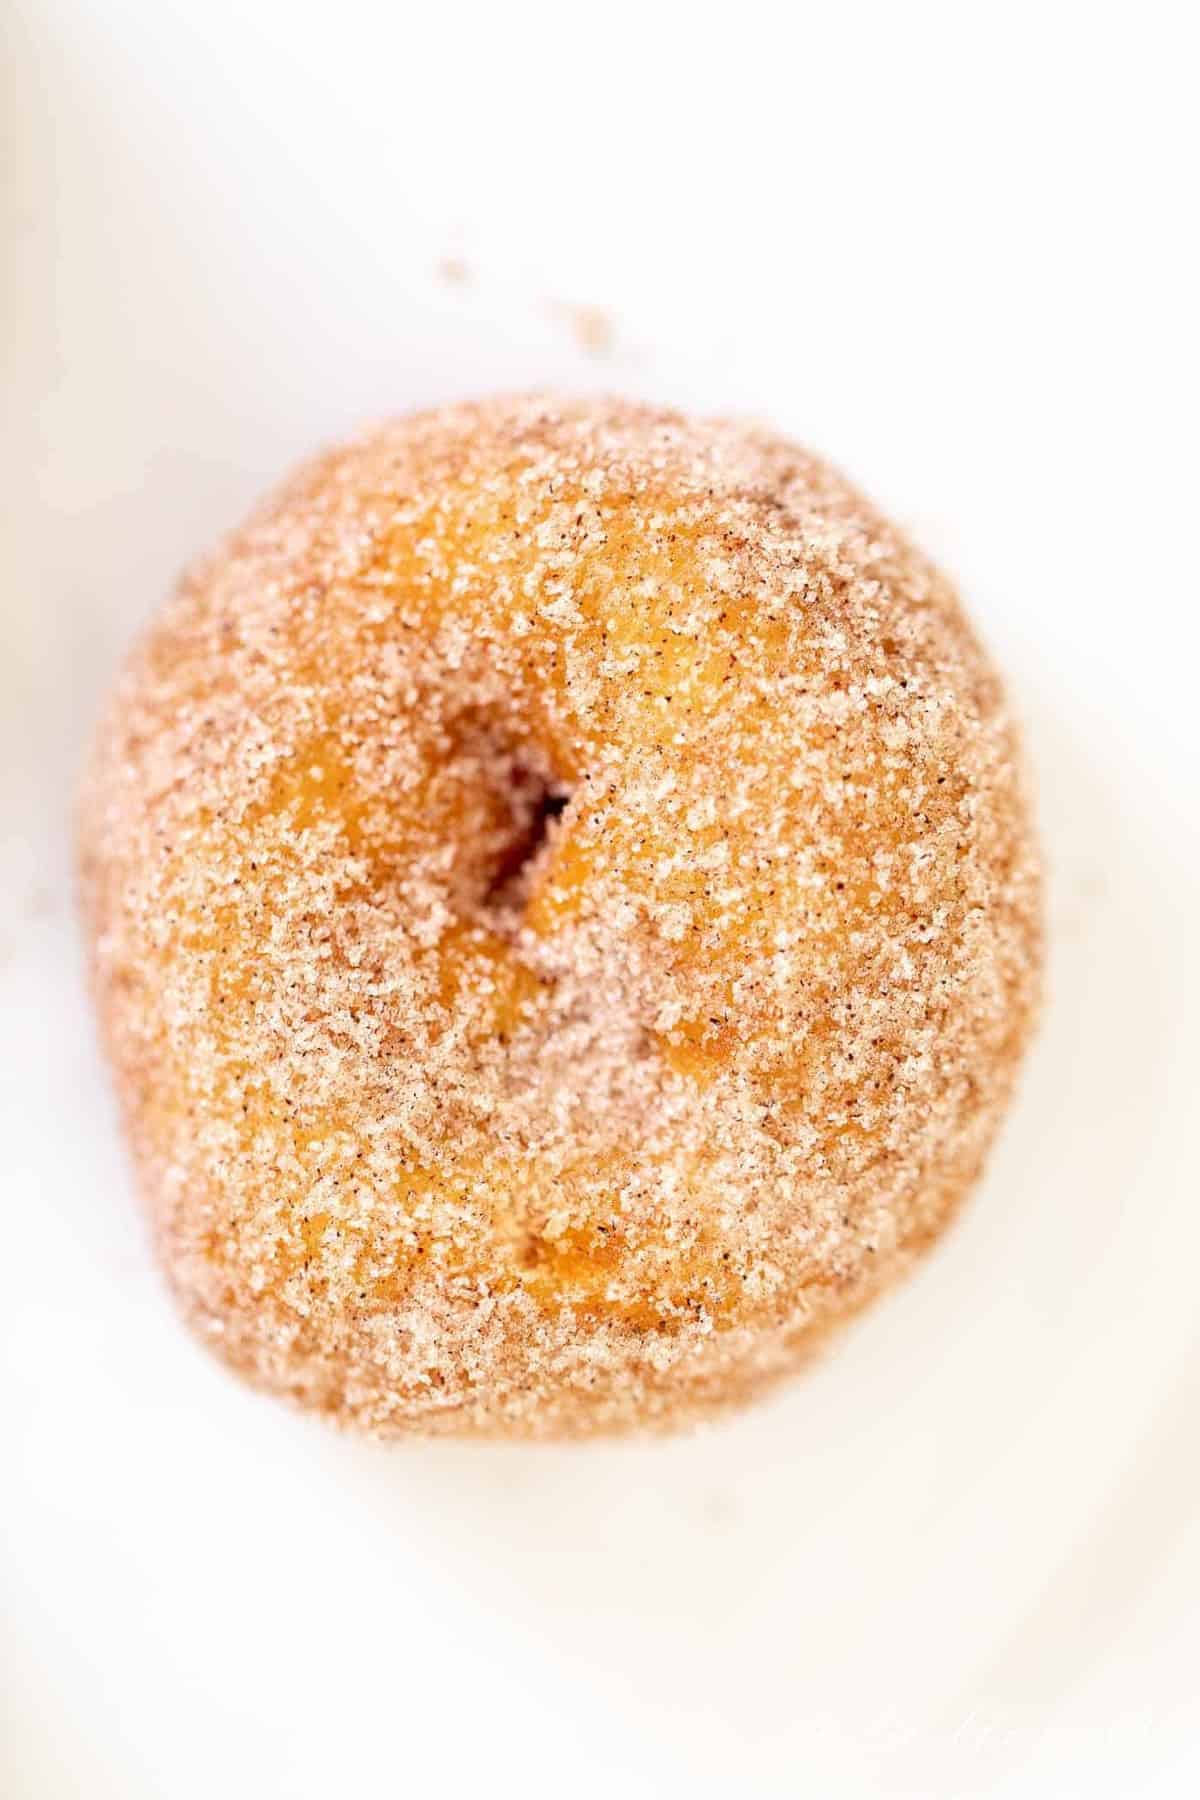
[413,702,577,930]
[481,767,572,919]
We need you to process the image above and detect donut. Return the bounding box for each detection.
[79,393,1042,1437]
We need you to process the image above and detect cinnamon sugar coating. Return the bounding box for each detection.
[79,394,1041,1437]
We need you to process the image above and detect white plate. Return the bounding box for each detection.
[4,5,1198,1796]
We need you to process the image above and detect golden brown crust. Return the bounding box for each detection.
[79,393,1041,1437]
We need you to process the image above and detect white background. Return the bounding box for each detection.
[3,3,1198,1795]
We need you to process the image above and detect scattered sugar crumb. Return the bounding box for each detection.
[550,301,616,357]
[435,256,471,287]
